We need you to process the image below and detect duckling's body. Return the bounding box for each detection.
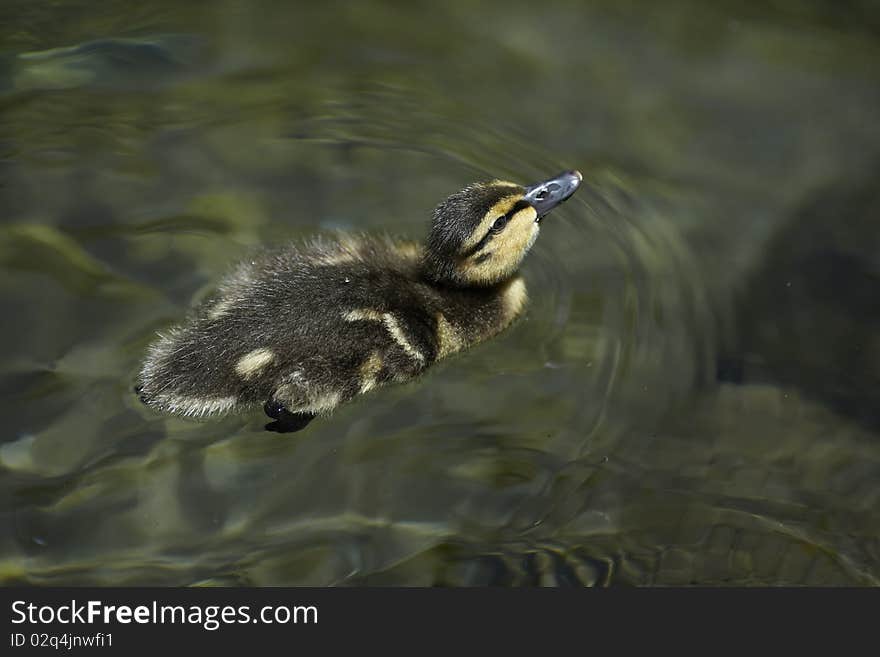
[138,171,581,431]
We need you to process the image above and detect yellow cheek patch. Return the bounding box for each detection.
[462,194,523,250]
[459,206,539,285]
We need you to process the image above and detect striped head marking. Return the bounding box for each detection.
[424,171,582,286]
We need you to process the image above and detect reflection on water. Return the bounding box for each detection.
[1,0,879,585]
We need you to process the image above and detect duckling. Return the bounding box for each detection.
[137,170,582,432]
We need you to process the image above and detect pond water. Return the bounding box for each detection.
[1,0,879,585]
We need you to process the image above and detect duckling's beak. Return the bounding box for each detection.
[524,170,583,222]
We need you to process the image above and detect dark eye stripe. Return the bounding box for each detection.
[462,199,533,257]
[507,199,532,216]
[464,231,494,257]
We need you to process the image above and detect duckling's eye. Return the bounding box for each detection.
[491,215,508,232]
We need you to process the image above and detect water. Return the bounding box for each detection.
[1,1,879,585]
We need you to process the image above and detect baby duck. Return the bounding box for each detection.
[137,170,582,432]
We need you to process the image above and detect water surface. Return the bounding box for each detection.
[1,0,879,585]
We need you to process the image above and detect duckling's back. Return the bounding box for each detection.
[137,234,527,419]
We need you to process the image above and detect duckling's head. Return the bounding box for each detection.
[423,170,582,287]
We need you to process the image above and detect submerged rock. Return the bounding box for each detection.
[722,166,880,431]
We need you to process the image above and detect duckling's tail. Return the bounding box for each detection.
[136,328,246,419]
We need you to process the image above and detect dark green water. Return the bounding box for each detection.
[1,1,879,585]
